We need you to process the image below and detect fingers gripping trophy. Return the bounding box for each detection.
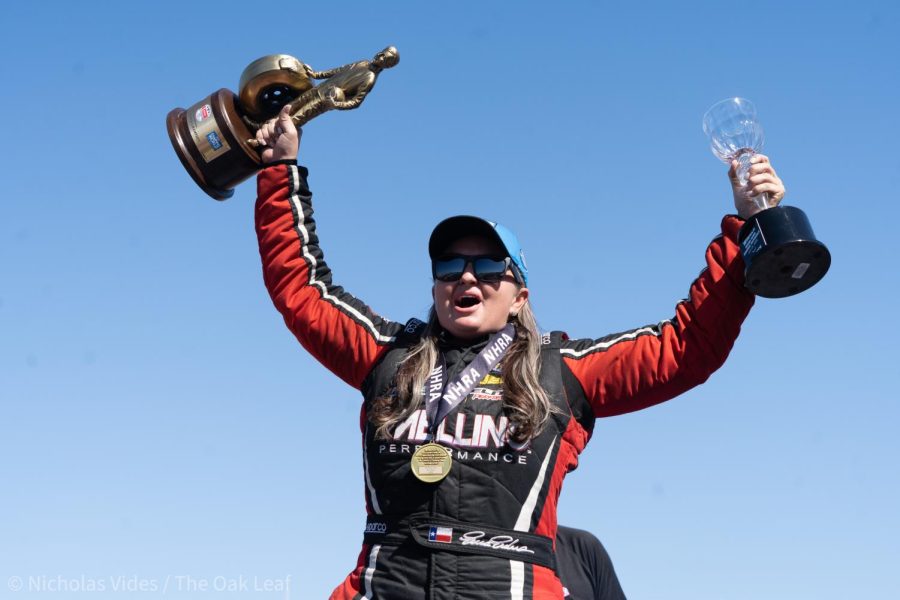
[166,46,399,200]
[702,98,831,298]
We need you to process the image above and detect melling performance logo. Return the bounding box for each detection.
[391,409,522,449]
[379,409,532,465]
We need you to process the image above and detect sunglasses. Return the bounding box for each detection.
[432,254,518,283]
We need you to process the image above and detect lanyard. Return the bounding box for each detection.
[423,324,515,438]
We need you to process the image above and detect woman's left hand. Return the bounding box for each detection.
[729,154,786,220]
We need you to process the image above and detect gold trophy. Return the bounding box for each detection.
[166,46,399,200]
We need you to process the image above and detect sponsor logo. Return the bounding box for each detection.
[471,388,503,401]
[206,131,223,150]
[392,410,513,448]
[195,104,213,122]
[378,443,530,465]
[478,374,503,386]
[428,526,453,544]
[459,531,535,554]
[364,522,387,534]
[404,319,424,334]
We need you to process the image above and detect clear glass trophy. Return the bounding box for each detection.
[702,98,830,298]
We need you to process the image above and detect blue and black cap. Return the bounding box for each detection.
[428,216,529,286]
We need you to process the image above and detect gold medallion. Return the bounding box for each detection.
[410,443,452,483]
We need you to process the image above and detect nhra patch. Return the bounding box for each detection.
[428,526,453,544]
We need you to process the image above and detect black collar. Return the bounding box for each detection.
[437,329,491,351]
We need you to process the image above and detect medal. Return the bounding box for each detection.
[410,443,452,483]
[410,325,515,484]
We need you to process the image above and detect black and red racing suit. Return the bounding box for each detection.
[255,162,754,599]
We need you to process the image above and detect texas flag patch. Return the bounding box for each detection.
[428,526,453,544]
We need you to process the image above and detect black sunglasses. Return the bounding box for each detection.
[432,255,516,283]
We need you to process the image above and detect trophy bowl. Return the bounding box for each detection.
[238,54,313,121]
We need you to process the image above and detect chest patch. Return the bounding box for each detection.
[479,373,503,386]
[471,387,503,401]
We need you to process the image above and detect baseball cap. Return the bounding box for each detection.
[428,216,528,286]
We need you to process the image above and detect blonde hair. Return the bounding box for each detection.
[369,301,554,443]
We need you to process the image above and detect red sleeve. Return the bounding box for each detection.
[562,215,754,417]
[255,162,402,389]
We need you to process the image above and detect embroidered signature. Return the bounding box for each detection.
[458,531,535,554]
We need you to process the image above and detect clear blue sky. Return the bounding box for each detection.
[2,1,898,598]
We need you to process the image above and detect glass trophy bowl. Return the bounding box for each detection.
[702,98,831,298]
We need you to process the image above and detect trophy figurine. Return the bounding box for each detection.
[166,47,399,200]
[702,97,831,298]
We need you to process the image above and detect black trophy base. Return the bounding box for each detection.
[738,205,831,299]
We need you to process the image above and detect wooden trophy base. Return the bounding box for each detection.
[166,88,261,200]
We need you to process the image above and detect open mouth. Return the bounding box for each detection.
[455,295,481,309]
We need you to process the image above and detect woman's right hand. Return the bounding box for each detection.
[728,154,785,220]
[256,104,301,163]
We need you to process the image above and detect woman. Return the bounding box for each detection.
[254,105,784,600]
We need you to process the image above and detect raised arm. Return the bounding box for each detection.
[562,155,785,417]
[254,106,403,389]
[562,215,753,416]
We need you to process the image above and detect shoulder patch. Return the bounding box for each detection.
[394,318,427,346]
[404,318,426,334]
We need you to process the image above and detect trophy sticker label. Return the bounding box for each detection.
[741,221,765,262]
[186,98,231,163]
[195,104,213,122]
[206,131,223,150]
[792,262,810,280]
